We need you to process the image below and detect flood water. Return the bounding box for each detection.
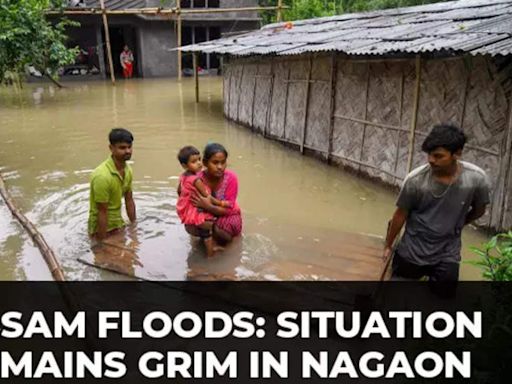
[0,78,488,280]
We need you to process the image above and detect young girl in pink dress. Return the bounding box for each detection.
[176,146,229,257]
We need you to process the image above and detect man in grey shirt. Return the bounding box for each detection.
[384,124,490,281]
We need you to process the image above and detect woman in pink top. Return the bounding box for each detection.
[187,143,242,245]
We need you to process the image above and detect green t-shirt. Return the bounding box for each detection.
[88,156,133,234]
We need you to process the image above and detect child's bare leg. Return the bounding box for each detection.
[198,221,215,257]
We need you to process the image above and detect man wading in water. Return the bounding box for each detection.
[384,124,490,281]
[88,128,136,241]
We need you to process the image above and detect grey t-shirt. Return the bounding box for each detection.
[396,161,490,265]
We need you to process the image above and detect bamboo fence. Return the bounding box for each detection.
[222,53,512,231]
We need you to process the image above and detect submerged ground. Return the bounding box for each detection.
[0,78,487,280]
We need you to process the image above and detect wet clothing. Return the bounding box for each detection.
[120,50,134,78]
[199,169,242,237]
[392,251,460,281]
[395,161,490,270]
[176,173,214,226]
[88,156,132,234]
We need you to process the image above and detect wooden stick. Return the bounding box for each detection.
[0,174,65,281]
[300,56,313,154]
[277,0,283,22]
[177,1,182,80]
[459,56,471,130]
[236,64,245,122]
[329,153,402,179]
[46,6,287,15]
[406,55,421,173]
[193,52,199,103]
[283,79,329,84]
[264,59,275,138]
[282,66,291,139]
[99,0,115,86]
[227,69,233,118]
[327,52,337,163]
[251,64,258,128]
[358,62,371,170]
[393,71,405,184]
[334,114,408,133]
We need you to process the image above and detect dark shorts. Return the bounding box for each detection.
[392,252,460,282]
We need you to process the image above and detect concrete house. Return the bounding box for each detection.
[56,0,261,78]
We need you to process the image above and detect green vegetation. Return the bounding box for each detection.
[469,232,512,281]
[0,0,78,85]
[260,0,446,24]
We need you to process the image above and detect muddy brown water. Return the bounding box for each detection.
[0,78,488,280]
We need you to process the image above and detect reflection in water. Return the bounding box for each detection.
[0,79,488,280]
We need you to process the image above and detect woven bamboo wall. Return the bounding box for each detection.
[223,54,512,231]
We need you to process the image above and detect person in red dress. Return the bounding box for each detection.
[176,146,230,257]
[120,45,134,79]
[186,143,243,245]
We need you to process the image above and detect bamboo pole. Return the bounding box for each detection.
[46,6,286,15]
[327,52,337,163]
[251,64,258,129]
[358,62,371,170]
[300,56,313,154]
[236,64,245,122]
[177,0,182,80]
[459,56,472,130]
[406,55,422,173]
[393,71,405,184]
[99,0,115,86]
[193,52,199,103]
[282,66,291,139]
[334,114,408,133]
[264,59,275,138]
[0,174,65,281]
[277,0,283,22]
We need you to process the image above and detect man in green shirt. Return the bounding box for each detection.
[88,128,136,240]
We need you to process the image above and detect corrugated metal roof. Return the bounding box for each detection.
[180,0,512,57]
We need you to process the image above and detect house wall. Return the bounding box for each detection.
[223,54,512,231]
[139,22,178,77]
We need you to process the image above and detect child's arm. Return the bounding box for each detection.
[193,178,231,207]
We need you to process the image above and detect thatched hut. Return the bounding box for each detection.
[182,0,512,231]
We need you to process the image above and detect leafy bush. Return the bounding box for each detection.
[469,232,512,281]
[0,0,79,84]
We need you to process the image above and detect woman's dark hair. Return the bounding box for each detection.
[203,143,228,162]
[177,145,200,165]
[109,128,133,145]
[421,124,467,154]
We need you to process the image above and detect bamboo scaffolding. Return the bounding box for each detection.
[0,174,65,281]
[277,0,283,22]
[46,6,286,15]
[47,3,286,85]
[99,0,115,85]
[193,52,199,103]
[177,0,182,80]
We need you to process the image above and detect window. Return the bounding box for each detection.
[179,0,219,8]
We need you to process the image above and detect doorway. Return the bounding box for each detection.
[102,26,139,78]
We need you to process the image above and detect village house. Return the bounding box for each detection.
[181,0,512,231]
[52,0,261,78]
